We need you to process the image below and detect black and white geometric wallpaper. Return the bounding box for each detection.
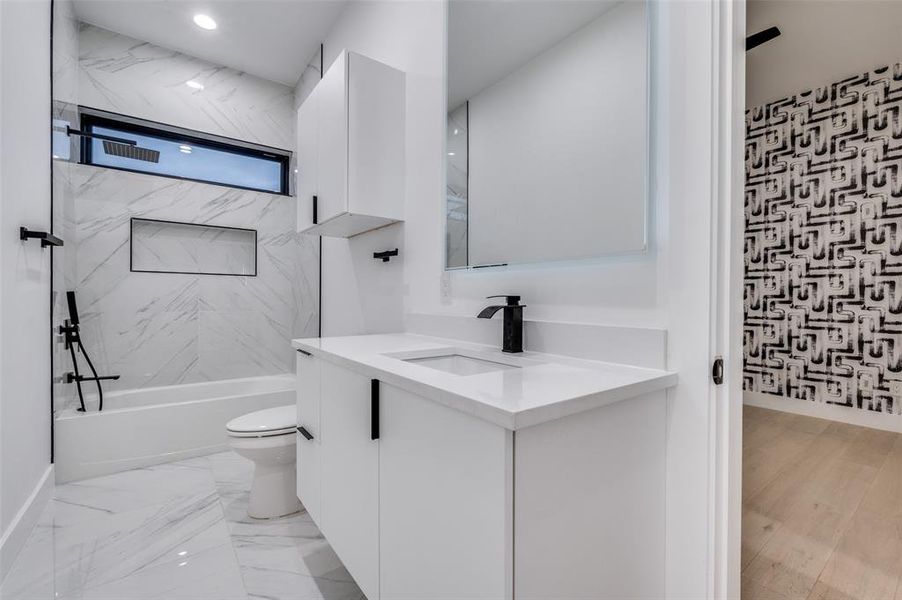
[744,62,902,414]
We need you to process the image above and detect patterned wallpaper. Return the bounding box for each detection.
[744,62,902,414]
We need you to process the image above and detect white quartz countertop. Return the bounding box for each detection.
[292,333,677,430]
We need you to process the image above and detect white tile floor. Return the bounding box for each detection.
[0,452,364,600]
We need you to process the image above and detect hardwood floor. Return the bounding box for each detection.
[742,405,902,600]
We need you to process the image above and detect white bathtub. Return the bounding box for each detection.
[54,375,295,483]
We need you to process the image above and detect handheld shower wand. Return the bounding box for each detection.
[60,291,119,412]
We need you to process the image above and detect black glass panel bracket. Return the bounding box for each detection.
[20,227,64,247]
[130,217,258,277]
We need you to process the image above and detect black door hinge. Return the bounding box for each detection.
[712,356,724,385]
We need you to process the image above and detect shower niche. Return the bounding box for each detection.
[130,218,257,277]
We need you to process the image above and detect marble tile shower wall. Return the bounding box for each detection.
[50,24,318,413]
[72,165,318,400]
[78,23,295,150]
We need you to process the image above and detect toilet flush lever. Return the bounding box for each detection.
[297,426,314,441]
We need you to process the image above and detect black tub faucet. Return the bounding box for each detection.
[477,295,526,353]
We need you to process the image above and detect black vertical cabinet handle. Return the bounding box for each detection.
[312,195,318,225]
[371,379,380,440]
[297,426,314,441]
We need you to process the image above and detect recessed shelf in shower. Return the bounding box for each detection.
[130,217,257,276]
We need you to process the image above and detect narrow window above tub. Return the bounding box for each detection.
[78,109,291,195]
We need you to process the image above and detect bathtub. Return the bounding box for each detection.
[54,375,295,483]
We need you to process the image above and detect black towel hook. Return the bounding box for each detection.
[373,248,399,263]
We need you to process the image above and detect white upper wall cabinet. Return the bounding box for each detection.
[296,50,406,238]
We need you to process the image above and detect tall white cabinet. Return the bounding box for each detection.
[296,350,665,600]
[296,50,405,238]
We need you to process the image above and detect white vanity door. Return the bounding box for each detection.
[295,351,321,522]
[316,51,349,224]
[320,361,379,600]
[379,383,513,599]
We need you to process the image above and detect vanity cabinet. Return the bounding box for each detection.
[295,354,379,599]
[318,362,379,600]
[379,383,511,598]
[295,50,405,238]
[294,351,321,522]
[296,351,665,599]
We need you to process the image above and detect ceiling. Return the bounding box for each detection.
[73,0,349,86]
[746,0,902,107]
[448,0,621,109]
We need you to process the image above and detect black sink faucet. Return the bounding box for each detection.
[477,295,526,353]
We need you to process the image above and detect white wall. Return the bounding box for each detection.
[317,0,663,334]
[0,0,54,581]
[315,1,719,597]
[467,1,647,266]
[747,0,902,107]
[318,0,442,337]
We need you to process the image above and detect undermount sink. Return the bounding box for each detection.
[402,353,521,376]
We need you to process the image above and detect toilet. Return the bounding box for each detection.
[227,405,303,519]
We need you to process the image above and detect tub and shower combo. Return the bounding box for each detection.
[55,375,295,483]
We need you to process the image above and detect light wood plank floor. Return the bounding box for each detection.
[742,405,902,600]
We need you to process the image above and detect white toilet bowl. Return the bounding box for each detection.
[227,405,303,519]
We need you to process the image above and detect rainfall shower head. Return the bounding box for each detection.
[61,126,161,163]
[101,139,160,163]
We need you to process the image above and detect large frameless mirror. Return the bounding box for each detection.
[446,0,650,269]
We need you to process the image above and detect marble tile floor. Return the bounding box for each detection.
[0,452,364,600]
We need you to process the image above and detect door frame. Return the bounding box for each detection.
[712,0,746,598]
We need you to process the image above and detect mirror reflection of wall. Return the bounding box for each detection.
[446,0,649,269]
[446,103,468,268]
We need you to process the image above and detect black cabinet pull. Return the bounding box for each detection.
[312,195,318,225]
[297,426,314,441]
[371,379,380,440]
[296,348,311,356]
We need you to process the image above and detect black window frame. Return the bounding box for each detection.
[79,110,291,196]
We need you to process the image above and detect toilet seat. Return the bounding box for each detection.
[227,405,297,438]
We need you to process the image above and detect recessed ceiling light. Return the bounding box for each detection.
[192,14,217,30]
[179,144,192,154]
[447,152,455,156]
[185,80,204,90]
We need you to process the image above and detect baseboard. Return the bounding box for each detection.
[744,391,902,433]
[0,465,53,584]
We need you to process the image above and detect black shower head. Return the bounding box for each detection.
[101,139,160,163]
[62,125,160,163]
